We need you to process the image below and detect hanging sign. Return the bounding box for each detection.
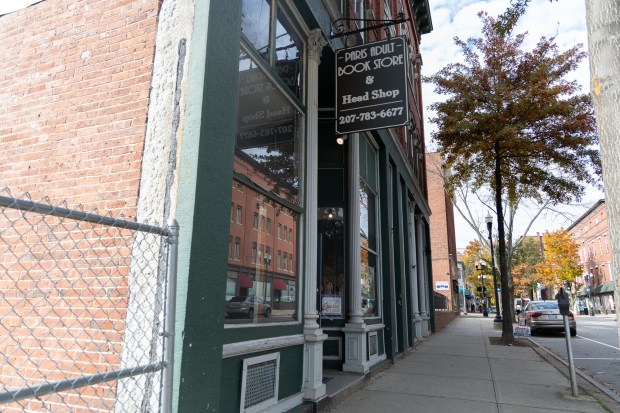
[335,37,408,134]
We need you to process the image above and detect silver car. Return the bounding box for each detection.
[225,296,272,319]
[518,300,576,336]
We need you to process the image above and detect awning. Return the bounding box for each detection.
[239,275,253,288]
[576,282,615,297]
[274,279,287,290]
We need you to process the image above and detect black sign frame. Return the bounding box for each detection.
[335,37,409,135]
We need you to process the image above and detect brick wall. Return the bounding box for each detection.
[0,0,159,216]
[426,152,459,308]
[0,1,159,410]
[433,310,457,331]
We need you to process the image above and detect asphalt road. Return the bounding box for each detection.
[529,315,620,397]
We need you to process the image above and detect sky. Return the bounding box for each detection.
[419,0,604,250]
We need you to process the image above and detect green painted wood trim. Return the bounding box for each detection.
[175,2,242,412]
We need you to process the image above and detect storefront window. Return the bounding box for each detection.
[318,208,345,319]
[359,137,379,317]
[226,4,304,324]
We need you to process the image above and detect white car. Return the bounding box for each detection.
[518,300,576,336]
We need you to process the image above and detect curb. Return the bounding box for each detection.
[528,338,620,412]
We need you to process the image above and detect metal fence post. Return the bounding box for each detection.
[161,219,179,413]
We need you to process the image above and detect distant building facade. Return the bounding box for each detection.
[426,152,459,327]
[567,200,616,314]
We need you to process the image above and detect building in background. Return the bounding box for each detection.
[426,152,459,328]
[567,200,616,315]
[0,0,435,412]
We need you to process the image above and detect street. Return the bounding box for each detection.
[529,315,620,398]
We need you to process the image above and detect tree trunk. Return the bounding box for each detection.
[494,142,514,340]
[585,0,620,342]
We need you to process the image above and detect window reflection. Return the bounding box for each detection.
[231,1,304,326]
[237,49,301,205]
[241,0,271,59]
[226,179,299,325]
[361,248,377,317]
[359,181,376,250]
[227,48,302,325]
[275,9,303,98]
[359,137,379,318]
[318,208,345,319]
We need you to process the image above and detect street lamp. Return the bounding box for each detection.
[486,213,502,322]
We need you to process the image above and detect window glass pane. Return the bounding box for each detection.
[228,44,303,324]
[318,208,345,319]
[226,184,299,325]
[237,49,302,205]
[361,249,378,317]
[366,143,377,190]
[359,180,376,251]
[241,0,272,59]
[359,136,367,179]
[275,8,303,98]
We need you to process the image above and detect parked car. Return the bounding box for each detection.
[518,300,576,336]
[225,296,272,318]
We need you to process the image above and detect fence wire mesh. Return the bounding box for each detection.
[0,189,177,412]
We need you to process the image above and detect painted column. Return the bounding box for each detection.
[409,203,422,340]
[302,28,328,401]
[416,215,430,336]
[342,133,369,373]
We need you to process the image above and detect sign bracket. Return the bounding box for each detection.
[331,13,409,40]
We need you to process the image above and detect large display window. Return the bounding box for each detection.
[359,136,379,318]
[226,0,304,325]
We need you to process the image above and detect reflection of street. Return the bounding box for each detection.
[529,316,620,398]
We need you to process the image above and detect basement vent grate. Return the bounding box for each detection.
[369,332,378,357]
[241,353,280,412]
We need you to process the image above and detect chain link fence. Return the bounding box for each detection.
[0,189,178,412]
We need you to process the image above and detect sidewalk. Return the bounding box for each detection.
[326,314,619,413]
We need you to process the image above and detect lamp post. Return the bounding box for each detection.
[476,263,486,314]
[486,213,502,322]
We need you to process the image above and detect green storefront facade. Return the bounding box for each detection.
[167,1,434,411]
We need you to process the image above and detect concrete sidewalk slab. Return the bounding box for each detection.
[495,381,607,412]
[328,390,500,413]
[491,364,568,386]
[390,353,492,380]
[485,346,542,361]
[366,372,497,403]
[413,342,491,358]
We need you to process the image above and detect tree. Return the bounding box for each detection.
[512,236,544,299]
[535,229,582,291]
[585,0,620,346]
[496,0,620,346]
[426,13,601,342]
[461,240,494,306]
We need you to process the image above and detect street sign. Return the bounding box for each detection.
[435,281,450,290]
[335,37,408,134]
